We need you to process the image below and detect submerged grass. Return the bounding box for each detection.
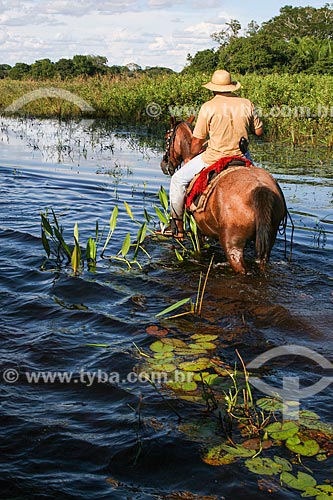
[1,73,333,145]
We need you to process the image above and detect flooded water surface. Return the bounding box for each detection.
[0,118,332,500]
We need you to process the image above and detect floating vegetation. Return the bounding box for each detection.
[135,333,333,500]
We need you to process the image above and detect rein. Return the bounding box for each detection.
[163,120,192,174]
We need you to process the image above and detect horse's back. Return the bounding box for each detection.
[192,166,285,273]
[217,166,281,198]
[194,166,283,230]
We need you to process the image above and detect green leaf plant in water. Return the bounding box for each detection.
[100,205,118,258]
[153,186,210,260]
[154,185,171,231]
[136,332,333,500]
[40,186,212,273]
[71,222,82,274]
[155,254,214,319]
[41,199,154,272]
[40,209,72,269]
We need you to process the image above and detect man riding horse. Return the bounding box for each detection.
[168,69,263,239]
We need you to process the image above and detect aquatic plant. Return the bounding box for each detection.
[136,334,333,499]
[40,197,155,273]
[1,72,333,145]
[155,254,214,319]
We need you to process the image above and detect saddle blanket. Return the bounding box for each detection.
[185,155,253,213]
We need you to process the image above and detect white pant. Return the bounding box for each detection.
[169,153,208,219]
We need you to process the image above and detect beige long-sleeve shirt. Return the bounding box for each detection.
[193,93,263,165]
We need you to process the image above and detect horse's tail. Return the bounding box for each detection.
[252,186,278,263]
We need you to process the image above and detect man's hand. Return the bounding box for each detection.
[184,137,206,164]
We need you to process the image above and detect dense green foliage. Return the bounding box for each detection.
[185,4,333,75]
[1,54,174,81]
[1,72,332,146]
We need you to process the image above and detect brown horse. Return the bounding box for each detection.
[161,117,286,274]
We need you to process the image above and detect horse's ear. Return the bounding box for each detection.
[186,115,195,125]
[170,116,177,128]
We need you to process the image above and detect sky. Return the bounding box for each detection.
[0,0,328,71]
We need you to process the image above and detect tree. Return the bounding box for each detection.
[144,66,174,76]
[89,55,108,74]
[183,4,333,75]
[0,64,11,78]
[73,55,109,77]
[126,63,142,72]
[8,62,31,80]
[289,36,333,73]
[30,59,56,80]
[260,4,333,41]
[55,58,75,80]
[183,49,218,73]
[218,33,293,74]
[211,19,241,47]
[246,20,260,36]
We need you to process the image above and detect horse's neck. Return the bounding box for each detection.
[179,122,193,162]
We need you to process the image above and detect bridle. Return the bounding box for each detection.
[162,120,190,175]
[162,122,181,175]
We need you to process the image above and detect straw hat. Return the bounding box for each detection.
[203,70,241,92]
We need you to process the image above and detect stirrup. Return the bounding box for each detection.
[155,219,184,239]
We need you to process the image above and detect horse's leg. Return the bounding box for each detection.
[219,228,247,274]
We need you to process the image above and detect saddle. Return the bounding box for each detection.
[186,156,253,213]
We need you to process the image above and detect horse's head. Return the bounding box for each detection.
[160,116,194,176]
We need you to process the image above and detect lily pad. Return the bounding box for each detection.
[150,340,174,353]
[190,334,218,341]
[286,438,320,457]
[286,435,301,446]
[145,325,169,337]
[302,487,322,498]
[192,372,219,385]
[189,342,217,350]
[202,443,248,466]
[166,380,198,391]
[202,373,219,385]
[179,358,211,372]
[152,352,175,361]
[300,410,320,421]
[265,421,299,440]
[281,471,317,491]
[153,363,177,373]
[175,349,208,356]
[241,438,272,451]
[273,456,292,471]
[203,452,237,466]
[162,338,187,348]
[302,486,333,499]
[220,444,256,458]
[315,485,333,500]
[245,457,283,476]
[256,397,284,412]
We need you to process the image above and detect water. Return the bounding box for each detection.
[0,118,332,500]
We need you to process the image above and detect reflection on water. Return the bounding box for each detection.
[0,118,332,500]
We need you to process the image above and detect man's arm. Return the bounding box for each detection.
[184,137,206,164]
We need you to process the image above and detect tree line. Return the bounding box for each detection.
[1,5,333,80]
[184,4,333,75]
[0,55,174,80]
